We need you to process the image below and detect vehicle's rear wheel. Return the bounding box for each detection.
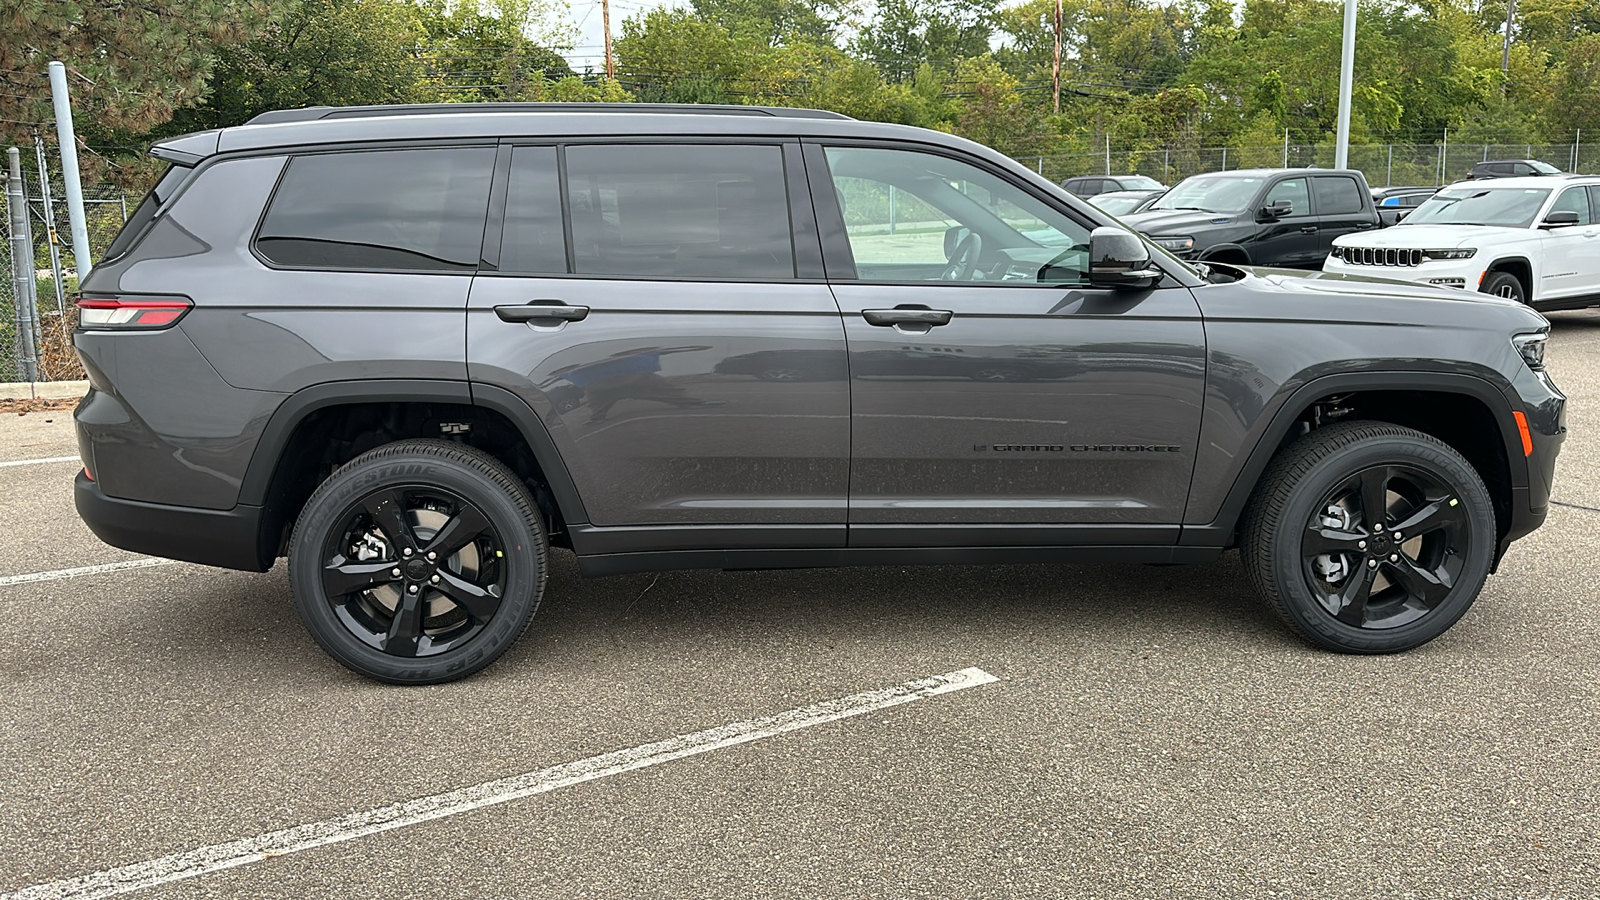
[288,439,547,684]
[1240,422,1495,653]
[1481,270,1527,305]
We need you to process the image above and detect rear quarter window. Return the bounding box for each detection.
[101,165,187,262]
[256,147,495,271]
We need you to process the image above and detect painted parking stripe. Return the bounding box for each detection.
[0,558,177,587]
[1,667,999,900]
[0,455,78,468]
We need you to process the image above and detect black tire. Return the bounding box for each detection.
[1481,270,1527,305]
[288,439,548,684]
[1240,421,1495,653]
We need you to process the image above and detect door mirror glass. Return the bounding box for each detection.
[1088,227,1160,289]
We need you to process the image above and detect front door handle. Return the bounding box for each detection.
[495,302,590,324]
[862,307,953,327]
[1299,225,1319,234]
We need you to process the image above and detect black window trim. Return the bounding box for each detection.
[800,136,1182,290]
[483,136,823,285]
[250,141,499,277]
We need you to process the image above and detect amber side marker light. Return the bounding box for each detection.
[1512,411,1533,457]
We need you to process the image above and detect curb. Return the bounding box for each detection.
[0,380,89,400]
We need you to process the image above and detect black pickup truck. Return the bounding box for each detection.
[1120,168,1380,268]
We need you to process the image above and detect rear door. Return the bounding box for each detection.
[808,142,1206,548]
[1540,185,1600,301]
[467,140,850,542]
[1311,174,1374,256]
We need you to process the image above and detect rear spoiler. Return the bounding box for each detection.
[149,130,220,166]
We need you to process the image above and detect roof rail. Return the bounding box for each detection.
[245,103,853,126]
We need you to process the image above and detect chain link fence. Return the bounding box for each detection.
[1,145,128,384]
[1023,141,1600,188]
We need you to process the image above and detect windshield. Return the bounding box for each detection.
[1149,175,1262,214]
[1402,187,1552,228]
[1121,175,1163,190]
[1092,194,1150,216]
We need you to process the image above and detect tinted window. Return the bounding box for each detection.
[257,148,494,270]
[1312,176,1364,215]
[501,146,567,273]
[1589,186,1600,222]
[1550,187,1591,225]
[103,164,186,262]
[824,146,1093,285]
[1265,178,1310,216]
[565,144,793,279]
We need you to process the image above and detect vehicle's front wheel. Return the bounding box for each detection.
[1240,422,1496,653]
[1481,270,1527,305]
[288,439,547,684]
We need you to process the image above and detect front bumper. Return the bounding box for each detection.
[75,472,272,572]
[1323,255,1487,289]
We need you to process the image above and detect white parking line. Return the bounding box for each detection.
[1,667,999,900]
[0,558,178,587]
[0,455,78,468]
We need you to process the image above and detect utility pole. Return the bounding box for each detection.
[602,0,615,81]
[7,148,40,382]
[1333,0,1357,170]
[1052,0,1063,116]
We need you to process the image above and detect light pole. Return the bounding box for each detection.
[1333,0,1357,170]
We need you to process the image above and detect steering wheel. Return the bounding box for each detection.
[941,231,982,281]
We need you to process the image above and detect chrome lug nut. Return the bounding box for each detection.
[407,584,418,594]
[427,552,437,561]
[430,574,440,583]
[1367,559,1378,569]
[403,548,413,557]
[1357,540,1367,550]
[1373,524,1384,533]
[1389,553,1399,562]
[1393,532,1402,541]
[391,568,401,578]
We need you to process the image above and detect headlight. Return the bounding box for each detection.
[1512,332,1547,370]
[1422,248,1477,261]
[1150,235,1194,252]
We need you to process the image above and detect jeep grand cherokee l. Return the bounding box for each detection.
[74,103,1565,683]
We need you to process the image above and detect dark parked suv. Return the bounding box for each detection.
[1121,168,1381,267]
[76,104,1565,683]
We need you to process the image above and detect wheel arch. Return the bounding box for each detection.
[1483,256,1534,300]
[1199,243,1251,265]
[1187,372,1526,549]
[242,380,589,563]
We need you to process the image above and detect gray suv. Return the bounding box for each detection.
[74,104,1565,683]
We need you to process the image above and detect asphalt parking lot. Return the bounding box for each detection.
[5,313,1600,899]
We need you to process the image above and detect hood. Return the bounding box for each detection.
[1331,223,1526,249]
[1119,209,1236,234]
[1222,263,1518,306]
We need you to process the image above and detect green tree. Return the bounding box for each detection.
[856,0,995,82]
[1544,32,1600,134]
[0,0,282,155]
[615,8,745,98]
[413,0,579,101]
[688,0,853,47]
[163,0,427,133]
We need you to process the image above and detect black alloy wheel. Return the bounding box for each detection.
[1242,422,1495,653]
[1482,271,1526,305]
[289,440,547,684]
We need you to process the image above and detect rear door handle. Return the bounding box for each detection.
[494,302,590,324]
[862,308,953,327]
[1299,226,1319,234]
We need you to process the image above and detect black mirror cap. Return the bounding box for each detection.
[1260,199,1294,220]
[1088,226,1162,289]
[1542,210,1582,227]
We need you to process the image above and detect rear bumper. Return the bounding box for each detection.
[75,472,272,572]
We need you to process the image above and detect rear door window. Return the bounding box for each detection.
[1312,176,1364,215]
[564,143,794,280]
[500,146,567,273]
[256,147,495,270]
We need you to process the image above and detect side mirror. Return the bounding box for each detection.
[1395,210,1411,223]
[1542,210,1581,228]
[1088,227,1162,290]
[1259,199,1293,220]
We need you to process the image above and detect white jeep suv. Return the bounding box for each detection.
[1323,175,1600,310]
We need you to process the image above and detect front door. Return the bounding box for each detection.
[807,143,1207,547]
[1249,176,1318,267]
[468,141,850,538]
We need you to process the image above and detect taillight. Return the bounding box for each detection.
[77,294,193,330]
